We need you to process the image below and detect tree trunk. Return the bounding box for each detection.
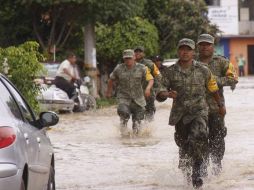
[84,22,99,98]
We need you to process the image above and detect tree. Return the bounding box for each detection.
[144,0,219,57]
[96,17,159,66]
[0,41,44,111]
[0,0,34,47]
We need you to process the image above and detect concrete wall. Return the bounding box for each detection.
[229,38,254,75]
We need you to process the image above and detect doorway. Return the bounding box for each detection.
[247,45,254,75]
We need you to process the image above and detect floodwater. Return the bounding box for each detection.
[48,77,254,190]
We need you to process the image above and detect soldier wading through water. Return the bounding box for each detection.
[156,38,226,188]
[106,49,154,136]
[197,34,238,175]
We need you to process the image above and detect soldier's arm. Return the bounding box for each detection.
[106,79,114,98]
[144,67,154,98]
[156,68,177,102]
[106,65,119,97]
[206,71,226,116]
[216,60,238,89]
[152,63,162,79]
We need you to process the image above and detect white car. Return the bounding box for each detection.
[162,58,178,67]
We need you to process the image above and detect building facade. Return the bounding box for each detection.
[206,0,254,75]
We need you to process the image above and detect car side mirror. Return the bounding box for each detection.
[39,111,59,128]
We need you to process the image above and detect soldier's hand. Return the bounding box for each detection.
[168,90,177,99]
[218,105,226,117]
[144,89,151,98]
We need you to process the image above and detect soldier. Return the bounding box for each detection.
[152,55,167,77]
[197,34,238,175]
[106,49,154,135]
[134,46,161,121]
[156,38,225,188]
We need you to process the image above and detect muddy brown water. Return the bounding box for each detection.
[48,77,254,190]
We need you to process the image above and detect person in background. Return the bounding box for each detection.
[54,52,80,98]
[156,38,225,188]
[134,46,161,121]
[106,49,154,135]
[152,55,167,77]
[237,54,246,77]
[197,33,238,175]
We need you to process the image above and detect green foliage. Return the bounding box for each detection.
[96,17,159,65]
[144,0,219,58]
[0,41,45,112]
[0,0,34,47]
[96,97,117,108]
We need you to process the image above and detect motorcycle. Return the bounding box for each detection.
[37,76,96,113]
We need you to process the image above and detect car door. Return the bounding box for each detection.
[1,77,51,189]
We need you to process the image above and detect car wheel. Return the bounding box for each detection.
[47,166,55,190]
[20,179,25,190]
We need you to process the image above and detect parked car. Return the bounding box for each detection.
[0,73,59,190]
[162,58,178,67]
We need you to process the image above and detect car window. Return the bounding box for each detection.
[0,79,23,120]
[1,77,36,124]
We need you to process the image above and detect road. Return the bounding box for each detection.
[48,77,254,190]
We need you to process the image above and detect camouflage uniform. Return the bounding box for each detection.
[157,39,219,186]
[197,34,238,173]
[110,52,153,130]
[139,58,161,119]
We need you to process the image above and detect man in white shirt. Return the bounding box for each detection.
[54,52,80,98]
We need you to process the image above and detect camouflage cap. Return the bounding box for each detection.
[123,49,135,59]
[197,34,214,44]
[134,46,145,52]
[177,38,195,50]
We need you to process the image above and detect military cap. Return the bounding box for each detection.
[197,34,214,44]
[177,38,195,49]
[134,46,145,52]
[123,49,135,59]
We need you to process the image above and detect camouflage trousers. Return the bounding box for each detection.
[117,102,145,122]
[145,96,156,121]
[208,113,227,166]
[174,116,209,180]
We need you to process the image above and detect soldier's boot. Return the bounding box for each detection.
[120,118,129,136]
[192,162,203,189]
[211,159,222,176]
[132,120,141,135]
[145,111,154,122]
[179,158,192,185]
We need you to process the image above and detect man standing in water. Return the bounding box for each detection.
[106,49,154,135]
[197,34,238,175]
[134,46,161,121]
[156,38,225,188]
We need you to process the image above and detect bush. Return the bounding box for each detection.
[0,41,45,112]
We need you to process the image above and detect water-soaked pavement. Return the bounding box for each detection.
[48,77,254,190]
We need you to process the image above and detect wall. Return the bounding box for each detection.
[208,0,239,35]
[229,38,254,75]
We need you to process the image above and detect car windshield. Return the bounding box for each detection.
[43,63,60,78]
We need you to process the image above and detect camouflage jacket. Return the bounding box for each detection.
[139,58,162,94]
[199,55,238,113]
[158,60,219,125]
[110,62,153,107]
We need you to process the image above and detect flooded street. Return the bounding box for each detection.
[48,77,254,190]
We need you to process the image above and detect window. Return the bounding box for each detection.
[0,79,22,120]
[205,0,220,6]
[1,77,35,124]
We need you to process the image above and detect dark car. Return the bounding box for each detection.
[0,73,59,190]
